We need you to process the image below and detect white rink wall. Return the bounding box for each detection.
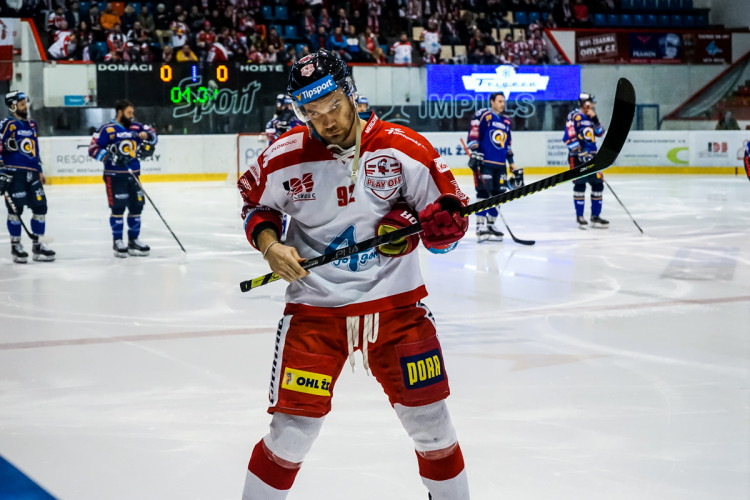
[40,130,749,183]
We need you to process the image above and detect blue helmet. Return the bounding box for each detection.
[5,90,30,109]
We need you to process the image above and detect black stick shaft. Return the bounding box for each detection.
[130,172,187,253]
[498,210,535,246]
[603,178,644,234]
[240,78,636,292]
[4,194,39,242]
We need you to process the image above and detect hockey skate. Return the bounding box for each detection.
[113,238,128,258]
[128,238,150,256]
[476,224,491,242]
[11,238,28,264]
[577,216,588,229]
[485,217,504,241]
[590,215,609,228]
[32,241,56,262]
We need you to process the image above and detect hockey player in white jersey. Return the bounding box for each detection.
[237,49,471,500]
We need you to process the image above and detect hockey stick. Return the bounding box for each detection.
[603,178,644,234]
[458,138,535,245]
[129,171,187,253]
[497,210,535,245]
[240,78,635,292]
[3,194,53,244]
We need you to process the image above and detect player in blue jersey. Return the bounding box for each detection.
[89,99,158,257]
[265,94,304,145]
[0,91,55,263]
[356,94,369,113]
[744,141,749,181]
[563,93,608,229]
[466,92,519,242]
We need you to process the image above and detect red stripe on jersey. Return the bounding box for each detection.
[283,286,428,317]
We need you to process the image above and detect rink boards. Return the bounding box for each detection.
[39,130,748,184]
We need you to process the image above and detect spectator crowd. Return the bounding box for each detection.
[17,0,601,65]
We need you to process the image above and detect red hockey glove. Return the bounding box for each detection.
[376,202,420,257]
[418,195,468,250]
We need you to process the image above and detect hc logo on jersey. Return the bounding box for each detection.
[364,155,403,200]
[283,173,316,201]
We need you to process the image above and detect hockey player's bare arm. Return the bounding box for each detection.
[256,227,309,282]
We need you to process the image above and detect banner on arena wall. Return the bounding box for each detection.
[40,135,235,179]
[628,32,682,64]
[576,33,619,63]
[0,18,20,81]
[574,30,730,64]
[425,65,581,101]
[688,132,748,167]
[615,131,690,166]
[684,32,732,64]
[41,132,748,182]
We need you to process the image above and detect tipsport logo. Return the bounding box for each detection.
[292,75,337,105]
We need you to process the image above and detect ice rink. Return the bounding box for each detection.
[1,174,748,500]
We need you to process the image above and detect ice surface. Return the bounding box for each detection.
[1,175,748,500]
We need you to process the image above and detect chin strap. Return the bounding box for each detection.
[350,116,362,185]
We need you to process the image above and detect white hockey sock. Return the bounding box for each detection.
[422,469,471,500]
[242,470,291,500]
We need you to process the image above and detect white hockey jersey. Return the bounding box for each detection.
[239,112,468,317]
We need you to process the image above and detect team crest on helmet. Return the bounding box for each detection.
[300,63,315,77]
[298,54,314,64]
[364,155,403,200]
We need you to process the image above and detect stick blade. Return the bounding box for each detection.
[596,78,636,169]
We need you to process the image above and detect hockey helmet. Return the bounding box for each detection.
[5,90,30,110]
[578,92,596,107]
[356,95,369,105]
[287,49,356,122]
[275,93,288,108]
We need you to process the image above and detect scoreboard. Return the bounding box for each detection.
[96,62,289,109]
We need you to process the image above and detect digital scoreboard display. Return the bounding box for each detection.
[96,62,288,108]
[426,64,581,101]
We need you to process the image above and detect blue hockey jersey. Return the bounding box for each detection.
[467,108,513,167]
[563,109,605,154]
[0,116,42,172]
[88,120,157,173]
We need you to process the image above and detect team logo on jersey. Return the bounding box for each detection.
[326,225,377,272]
[490,129,508,149]
[281,367,332,397]
[283,172,316,201]
[300,63,315,77]
[364,155,403,200]
[117,139,138,159]
[19,137,37,158]
[400,348,445,390]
